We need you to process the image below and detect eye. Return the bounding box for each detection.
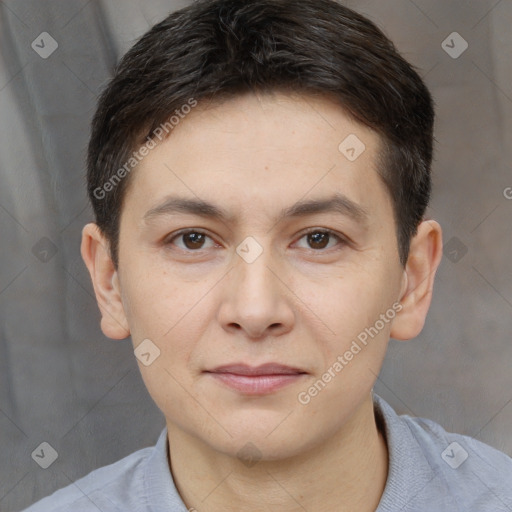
[294,229,346,251]
[165,229,218,251]
[165,228,348,253]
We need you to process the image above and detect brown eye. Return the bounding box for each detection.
[167,230,216,251]
[295,229,345,251]
[182,232,206,250]
[307,231,330,249]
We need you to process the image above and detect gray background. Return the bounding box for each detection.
[0,0,511,510]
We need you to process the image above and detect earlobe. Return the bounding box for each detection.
[80,223,130,340]
[390,220,443,341]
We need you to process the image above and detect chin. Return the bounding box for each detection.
[214,435,309,464]
[206,419,321,463]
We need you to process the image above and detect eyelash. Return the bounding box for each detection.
[165,228,348,253]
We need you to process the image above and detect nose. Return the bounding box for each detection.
[217,244,295,340]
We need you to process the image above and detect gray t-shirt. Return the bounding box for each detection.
[22,394,512,511]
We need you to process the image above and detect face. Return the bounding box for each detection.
[99,92,409,459]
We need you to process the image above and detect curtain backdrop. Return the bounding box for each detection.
[1,1,511,510]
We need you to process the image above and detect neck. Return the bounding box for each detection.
[166,394,388,512]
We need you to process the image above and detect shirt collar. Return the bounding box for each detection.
[143,427,188,512]
[373,394,437,511]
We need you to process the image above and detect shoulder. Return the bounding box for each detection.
[374,394,512,510]
[404,412,512,473]
[395,401,512,507]
[22,443,155,512]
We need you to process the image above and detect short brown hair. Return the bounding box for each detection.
[87,0,435,267]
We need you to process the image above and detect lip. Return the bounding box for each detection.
[204,363,308,395]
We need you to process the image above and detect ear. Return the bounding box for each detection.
[80,223,130,340]
[390,219,443,341]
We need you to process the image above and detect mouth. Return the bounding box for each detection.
[204,363,308,395]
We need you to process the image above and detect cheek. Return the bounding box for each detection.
[295,266,395,346]
[124,269,218,380]
[136,360,204,438]
[121,263,189,337]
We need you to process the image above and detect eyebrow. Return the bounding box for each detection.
[143,192,369,226]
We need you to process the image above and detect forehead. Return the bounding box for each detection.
[122,91,392,226]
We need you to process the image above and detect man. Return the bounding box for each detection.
[23,0,512,510]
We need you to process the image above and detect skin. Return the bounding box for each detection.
[81,91,443,511]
